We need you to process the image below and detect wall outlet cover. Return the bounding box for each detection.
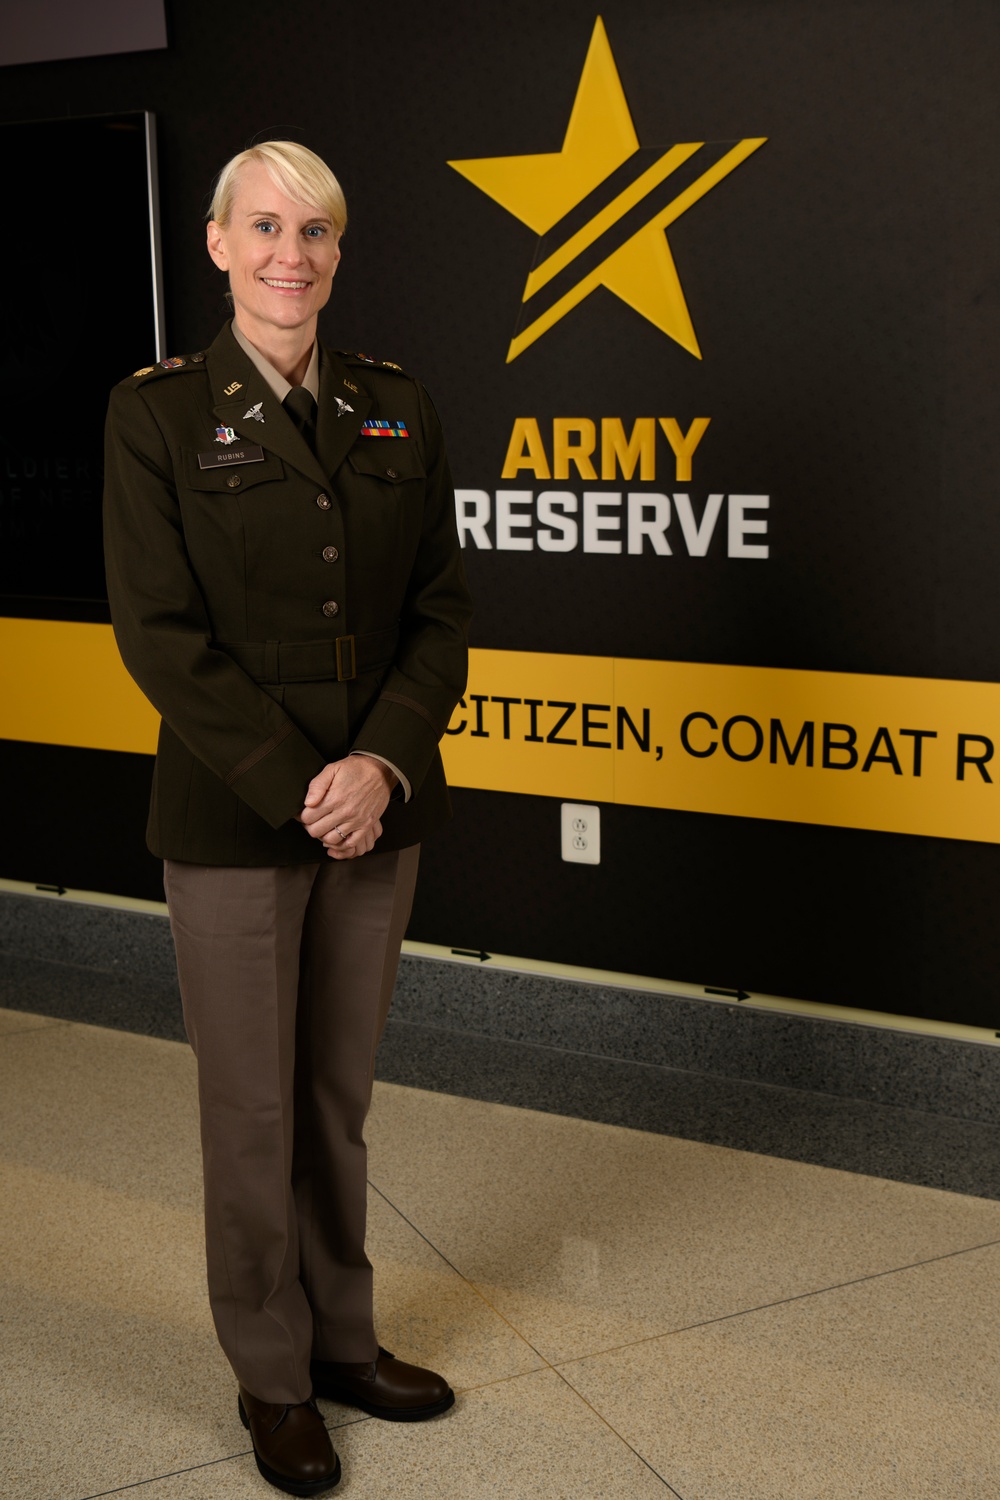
[561,803,600,864]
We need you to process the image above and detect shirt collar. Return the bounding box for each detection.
[231,321,321,403]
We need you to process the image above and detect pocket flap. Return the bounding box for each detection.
[183,448,285,491]
[346,444,426,483]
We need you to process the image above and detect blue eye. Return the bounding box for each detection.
[305,225,326,238]
[254,220,276,234]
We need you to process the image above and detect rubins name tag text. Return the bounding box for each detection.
[197,445,266,470]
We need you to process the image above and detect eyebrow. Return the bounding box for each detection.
[244,208,333,225]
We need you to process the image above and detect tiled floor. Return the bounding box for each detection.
[2,1004,999,1499]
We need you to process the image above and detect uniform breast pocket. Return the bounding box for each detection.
[346,443,427,490]
[182,448,286,496]
[343,444,427,563]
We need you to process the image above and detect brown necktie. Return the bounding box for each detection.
[283,386,317,451]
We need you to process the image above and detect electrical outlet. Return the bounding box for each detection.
[561,803,600,864]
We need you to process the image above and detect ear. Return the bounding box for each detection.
[206,220,229,271]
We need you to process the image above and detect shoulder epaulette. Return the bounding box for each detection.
[128,352,208,382]
[336,350,407,374]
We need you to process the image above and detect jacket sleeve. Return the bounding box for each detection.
[350,379,472,793]
[103,382,327,829]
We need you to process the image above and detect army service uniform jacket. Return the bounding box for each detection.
[103,322,472,865]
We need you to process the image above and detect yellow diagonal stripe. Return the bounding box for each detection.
[645,136,767,239]
[523,142,701,299]
[506,137,767,362]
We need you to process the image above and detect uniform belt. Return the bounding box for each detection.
[216,627,399,684]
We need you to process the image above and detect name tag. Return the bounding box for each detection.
[197,445,265,469]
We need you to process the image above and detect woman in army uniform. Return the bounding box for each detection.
[104,141,471,1497]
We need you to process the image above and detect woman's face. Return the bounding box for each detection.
[206,161,341,345]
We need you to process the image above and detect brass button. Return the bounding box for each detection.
[227,474,241,488]
[385,467,398,480]
[316,492,332,510]
[190,351,206,363]
[322,546,339,563]
[322,600,340,617]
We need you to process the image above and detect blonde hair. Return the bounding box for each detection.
[209,141,347,235]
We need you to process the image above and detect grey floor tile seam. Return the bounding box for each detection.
[542,1365,685,1498]
[75,1453,250,1500]
[68,1380,689,1500]
[365,1181,683,1495]
[0,1017,72,1040]
[375,1147,1000,1383]
[444,1360,685,1494]
[440,1364,683,1494]
[551,1235,1000,1374]
[383,1014,1000,1132]
[72,1411,373,1500]
[367,1176,549,1370]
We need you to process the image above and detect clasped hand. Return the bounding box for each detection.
[298,755,396,859]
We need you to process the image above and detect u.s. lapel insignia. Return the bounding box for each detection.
[223,380,243,396]
[243,402,265,423]
[334,397,354,417]
[215,425,239,445]
[344,378,359,394]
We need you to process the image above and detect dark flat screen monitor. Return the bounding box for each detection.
[0,111,164,620]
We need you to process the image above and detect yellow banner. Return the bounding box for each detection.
[0,617,158,754]
[4,618,1000,844]
[441,649,1000,845]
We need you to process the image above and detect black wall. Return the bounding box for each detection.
[2,0,999,1026]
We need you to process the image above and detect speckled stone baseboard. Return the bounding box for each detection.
[0,891,178,984]
[0,892,184,1040]
[389,960,1000,1128]
[2,889,999,1128]
[373,1020,1000,1199]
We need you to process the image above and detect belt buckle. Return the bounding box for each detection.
[335,634,357,682]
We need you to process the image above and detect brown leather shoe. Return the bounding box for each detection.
[238,1387,341,1496]
[310,1347,455,1421]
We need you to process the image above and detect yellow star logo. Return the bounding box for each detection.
[448,16,766,363]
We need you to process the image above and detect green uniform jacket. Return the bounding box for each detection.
[103,323,472,865]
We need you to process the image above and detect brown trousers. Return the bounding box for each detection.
[164,845,419,1404]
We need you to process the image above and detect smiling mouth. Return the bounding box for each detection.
[261,277,310,290]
